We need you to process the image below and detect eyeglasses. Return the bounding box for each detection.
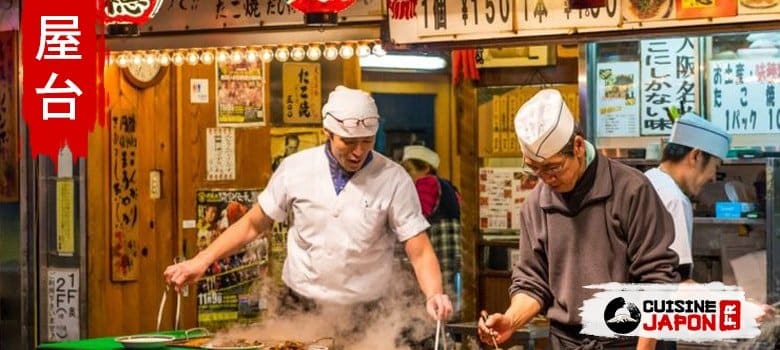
[526,157,570,177]
[326,112,380,128]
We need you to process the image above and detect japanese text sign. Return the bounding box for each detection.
[21,1,104,166]
[710,59,780,134]
[282,62,322,124]
[640,38,698,135]
[415,0,515,37]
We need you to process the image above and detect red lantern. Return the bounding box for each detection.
[287,0,358,26]
[102,0,164,37]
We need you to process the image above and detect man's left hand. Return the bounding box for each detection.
[426,294,453,321]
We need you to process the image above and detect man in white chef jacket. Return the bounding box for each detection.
[645,113,774,330]
[165,86,452,323]
[645,113,732,282]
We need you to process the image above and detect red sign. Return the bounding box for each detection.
[21,1,105,167]
[103,0,163,24]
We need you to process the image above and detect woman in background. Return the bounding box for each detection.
[402,145,462,320]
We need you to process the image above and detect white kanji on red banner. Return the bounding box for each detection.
[35,16,82,60]
[35,72,83,120]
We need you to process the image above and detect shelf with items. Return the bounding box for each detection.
[693,217,765,225]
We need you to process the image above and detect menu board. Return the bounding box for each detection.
[518,0,621,29]
[640,38,698,135]
[596,62,641,137]
[478,168,537,230]
[710,59,780,134]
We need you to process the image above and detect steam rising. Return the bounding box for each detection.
[211,262,440,350]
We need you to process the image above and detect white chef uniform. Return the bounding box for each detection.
[258,85,430,304]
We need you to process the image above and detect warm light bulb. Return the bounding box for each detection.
[372,44,386,57]
[291,47,305,61]
[306,45,322,61]
[106,54,115,66]
[186,51,200,65]
[131,53,143,66]
[157,52,171,66]
[216,50,229,64]
[339,45,355,59]
[230,50,243,64]
[356,43,371,58]
[144,53,156,65]
[260,48,274,63]
[200,51,215,65]
[275,47,289,62]
[117,54,129,68]
[323,45,338,61]
[172,52,185,66]
[245,49,258,63]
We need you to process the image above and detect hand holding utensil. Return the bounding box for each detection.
[480,310,500,349]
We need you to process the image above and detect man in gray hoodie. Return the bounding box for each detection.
[479,89,680,350]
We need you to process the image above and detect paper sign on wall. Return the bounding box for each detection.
[206,128,236,181]
[47,268,79,341]
[56,179,75,256]
[191,79,209,104]
[596,62,641,137]
[710,59,780,134]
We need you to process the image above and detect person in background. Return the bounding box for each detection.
[164,86,452,334]
[645,113,774,332]
[401,145,462,319]
[478,89,680,350]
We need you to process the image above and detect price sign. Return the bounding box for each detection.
[416,0,514,37]
[518,0,620,29]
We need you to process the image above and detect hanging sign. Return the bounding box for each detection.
[518,0,621,29]
[415,0,515,37]
[282,63,322,124]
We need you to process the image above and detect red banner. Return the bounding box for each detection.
[21,1,105,168]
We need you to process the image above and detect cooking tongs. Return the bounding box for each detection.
[157,257,184,332]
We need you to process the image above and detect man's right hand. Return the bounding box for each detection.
[163,256,210,292]
[477,312,516,345]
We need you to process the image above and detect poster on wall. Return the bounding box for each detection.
[282,63,322,124]
[110,111,139,281]
[0,31,18,202]
[738,0,780,14]
[217,60,265,127]
[676,0,737,18]
[640,38,698,136]
[269,127,326,172]
[196,189,268,330]
[47,268,79,341]
[622,0,675,22]
[478,168,537,231]
[596,62,640,137]
[206,128,236,181]
[709,59,780,134]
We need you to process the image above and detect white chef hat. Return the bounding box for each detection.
[514,89,575,162]
[402,145,440,169]
[322,85,380,138]
[669,112,732,160]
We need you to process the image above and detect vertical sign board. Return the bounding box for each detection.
[110,112,139,281]
[710,59,780,134]
[640,38,698,135]
[596,62,641,137]
[415,0,515,37]
[282,63,322,124]
[47,268,79,341]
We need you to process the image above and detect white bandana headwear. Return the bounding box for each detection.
[322,86,380,138]
[514,89,575,162]
[402,145,440,169]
